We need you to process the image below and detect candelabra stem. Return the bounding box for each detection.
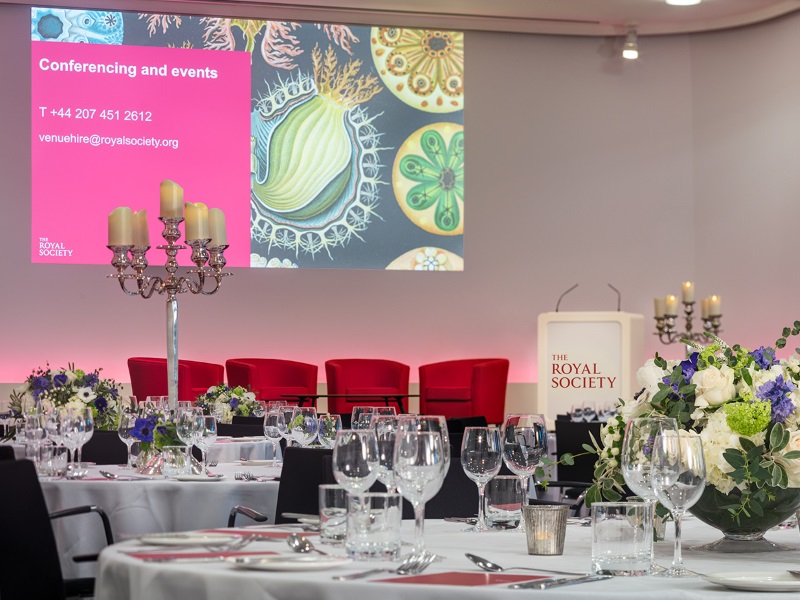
[167,297,178,411]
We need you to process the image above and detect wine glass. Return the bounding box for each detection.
[176,407,203,473]
[263,410,286,466]
[398,415,451,473]
[351,406,375,430]
[501,414,547,530]
[279,406,295,449]
[290,407,318,447]
[582,402,597,422]
[197,416,218,474]
[117,411,138,469]
[394,430,446,557]
[651,431,706,577]
[461,426,503,532]
[621,415,679,572]
[316,413,342,449]
[372,414,399,493]
[332,429,379,494]
[76,407,94,474]
[59,408,86,477]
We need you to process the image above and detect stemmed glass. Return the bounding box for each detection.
[461,426,503,532]
[398,415,451,473]
[621,415,679,572]
[263,410,286,466]
[316,413,342,449]
[196,416,218,474]
[290,407,318,447]
[117,411,138,469]
[60,408,89,478]
[651,432,706,577]
[351,406,375,430]
[394,430,446,557]
[176,407,203,473]
[501,414,547,530]
[279,406,295,449]
[332,429,379,494]
[372,414,400,493]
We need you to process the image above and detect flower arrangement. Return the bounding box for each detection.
[586,325,800,523]
[9,364,123,431]
[196,385,259,424]
[131,412,181,452]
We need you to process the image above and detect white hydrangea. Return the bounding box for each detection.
[699,409,766,495]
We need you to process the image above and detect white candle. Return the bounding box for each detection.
[665,294,679,315]
[208,208,227,246]
[654,297,665,318]
[132,209,149,247]
[709,295,721,316]
[701,298,710,319]
[108,207,133,246]
[682,281,695,303]
[184,202,209,241]
[160,180,184,218]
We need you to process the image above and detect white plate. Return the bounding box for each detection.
[216,436,233,441]
[238,459,275,466]
[171,474,225,482]
[138,532,239,546]
[234,436,267,443]
[226,554,351,571]
[703,571,800,592]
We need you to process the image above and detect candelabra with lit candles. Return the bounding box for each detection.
[106,180,231,409]
[654,281,721,345]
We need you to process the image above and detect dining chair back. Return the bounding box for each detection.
[324,358,410,414]
[127,357,224,403]
[0,445,14,460]
[554,420,602,483]
[226,358,317,402]
[274,446,334,524]
[419,358,509,424]
[81,430,128,465]
[217,422,264,438]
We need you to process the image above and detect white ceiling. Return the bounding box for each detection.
[205,0,800,35]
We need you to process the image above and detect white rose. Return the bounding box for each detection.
[243,392,256,403]
[206,386,218,395]
[777,431,800,486]
[64,370,77,384]
[692,365,736,408]
[636,359,669,397]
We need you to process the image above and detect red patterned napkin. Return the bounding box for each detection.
[126,550,277,560]
[374,572,547,586]
[202,529,316,539]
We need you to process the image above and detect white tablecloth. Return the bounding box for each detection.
[208,437,278,463]
[96,518,800,599]
[43,462,281,579]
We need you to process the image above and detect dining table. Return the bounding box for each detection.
[95,517,800,599]
[42,461,281,580]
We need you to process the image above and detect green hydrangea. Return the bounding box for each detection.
[725,400,771,436]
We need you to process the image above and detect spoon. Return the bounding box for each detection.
[99,470,149,481]
[287,533,328,555]
[465,553,584,576]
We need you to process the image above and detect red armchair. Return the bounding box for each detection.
[324,359,410,414]
[127,357,224,403]
[225,358,317,402]
[419,358,509,424]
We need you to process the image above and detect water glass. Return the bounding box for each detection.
[501,414,547,529]
[319,484,348,544]
[162,445,189,477]
[346,493,402,560]
[36,444,68,479]
[591,501,653,576]
[263,410,286,467]
[485,475,524,528]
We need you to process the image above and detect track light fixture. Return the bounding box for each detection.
[622,26,638,60]
[666,0,701,6]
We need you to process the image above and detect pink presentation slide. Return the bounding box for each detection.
[31,41,251,266]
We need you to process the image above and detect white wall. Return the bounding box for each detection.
[2,4,799,412]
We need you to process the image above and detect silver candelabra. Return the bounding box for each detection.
[655,301,721,345]
[108,217,230,409]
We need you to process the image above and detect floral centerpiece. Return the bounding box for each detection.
[196,385,259,424]
[586,325,800,548]
[131,412,181,452]
[8,364,123,431]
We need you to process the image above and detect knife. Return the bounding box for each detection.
[509,574,613,590]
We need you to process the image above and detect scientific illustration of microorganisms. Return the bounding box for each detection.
[250,45,386,258]
[393,122,464,236]
[32,8,124,44]
[371,27,464,113]
[386,247,463,271]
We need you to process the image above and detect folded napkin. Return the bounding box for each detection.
[126,550,277,561]
[375,572,547,586]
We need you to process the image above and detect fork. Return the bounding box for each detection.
[332,551,435,581]
[234,471,255,481]
[201,534,258,552]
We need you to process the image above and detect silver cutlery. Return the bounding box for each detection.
[332,551,436,581]
[234,471,271,482]
[465,553,585,577]
[286,533,327,555]
[509,574,613,589]
[100,470,150,481]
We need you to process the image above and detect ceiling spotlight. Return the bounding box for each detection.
[622,27,638,60]
[666,0,701,5]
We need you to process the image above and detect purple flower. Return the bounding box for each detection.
[229,397,239,409]
[32,376,49,390]
[750,346,778,371]
[156,424,168,436]
[132,416,156,442]
[83,373,99,387]
[53,373,68,387]
[756,375,797,424]
[680,353,699,382]
[95,397,108,413]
